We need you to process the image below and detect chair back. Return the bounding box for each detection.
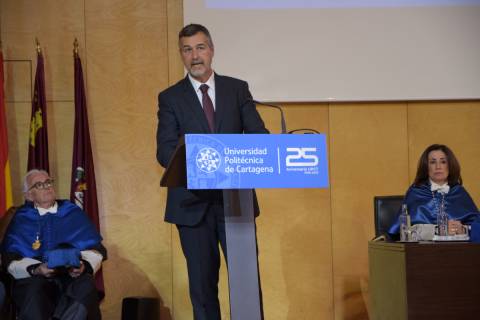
[0,206,17,319]
[374,195,404,237]
[0,206,16,241]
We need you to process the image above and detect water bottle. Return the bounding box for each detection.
[399,204,410,241]
[437,202,448,236]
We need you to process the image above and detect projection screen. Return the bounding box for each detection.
[184,0,480,102]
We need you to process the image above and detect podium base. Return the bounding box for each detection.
[223,189,262,320]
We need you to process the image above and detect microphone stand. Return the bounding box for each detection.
[252,100,319,134]
[252,100,287,134]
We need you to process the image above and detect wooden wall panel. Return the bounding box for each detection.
[4,86,74,202]
[164,1,201,318]
[5,101,30,201]
[4,60,31,103]
[257,104,333,319]
[1,0,84,101]
[1,0,82,200]
[408,102,480,206]
[3,2,480,320]
[329,104,409,320]
[166,0,184,86]
[84,0,172,319]
[44,101,74,197]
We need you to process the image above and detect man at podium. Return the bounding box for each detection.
[156,24,268,320]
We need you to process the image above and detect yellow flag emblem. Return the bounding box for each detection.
[29,109,43,147]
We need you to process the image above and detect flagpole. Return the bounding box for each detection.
[35,38,41,54]
[71,40,105,297]
[73,38,79,56]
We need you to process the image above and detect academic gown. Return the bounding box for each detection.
[2,200,102,259]
[388,183,480,242]
[1,200,103,320]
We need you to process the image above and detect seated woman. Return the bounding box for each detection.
[389,144,480,239]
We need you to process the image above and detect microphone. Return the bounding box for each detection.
[251,99,287,134]
[288,128,320,134]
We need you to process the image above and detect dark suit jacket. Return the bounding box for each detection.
[156,74,269,226]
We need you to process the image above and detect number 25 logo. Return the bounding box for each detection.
[286,148,319,167]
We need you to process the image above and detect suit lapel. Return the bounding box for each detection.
[214,74,226,132]
[180,76,211,133]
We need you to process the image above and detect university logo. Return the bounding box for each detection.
[196,147,221,173]
[285,147,319,167]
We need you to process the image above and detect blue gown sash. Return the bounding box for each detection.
[388,183,480,239]
[1,200,102,259]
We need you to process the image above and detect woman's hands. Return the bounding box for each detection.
[448,220,466,235]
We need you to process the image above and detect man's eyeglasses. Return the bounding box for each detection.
[28,179,54,191]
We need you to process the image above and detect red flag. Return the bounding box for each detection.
[0,49,14,216]
[70,45,105,297]
[27,47,49,172]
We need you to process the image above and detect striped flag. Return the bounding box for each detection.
[70,43,105,298]
[0,48,13,216]
[27,45,49,172]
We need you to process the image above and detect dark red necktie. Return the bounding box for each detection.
[200,84,215,132]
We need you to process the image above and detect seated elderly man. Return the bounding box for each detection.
[1,169,106,320]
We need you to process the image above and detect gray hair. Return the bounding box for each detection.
[179,24,214,48]
[23,169,50,193]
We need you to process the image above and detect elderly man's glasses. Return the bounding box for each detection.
[28,179,54,191]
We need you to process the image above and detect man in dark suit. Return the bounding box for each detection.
[156,24,268,320]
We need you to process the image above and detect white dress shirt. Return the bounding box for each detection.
[430,180,450,194]
[188,73,216,110]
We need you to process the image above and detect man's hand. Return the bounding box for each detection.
[32,263,56,278]
[68,260,86,278]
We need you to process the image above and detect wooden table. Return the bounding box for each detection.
[369,241,480,320]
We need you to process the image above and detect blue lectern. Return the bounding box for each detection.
[161,133,329,320]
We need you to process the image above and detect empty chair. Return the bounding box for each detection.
[373,195,404,239]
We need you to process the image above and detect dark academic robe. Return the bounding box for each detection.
[1,200,104,320]
[388,183,480,241]
[2,200,102,260]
